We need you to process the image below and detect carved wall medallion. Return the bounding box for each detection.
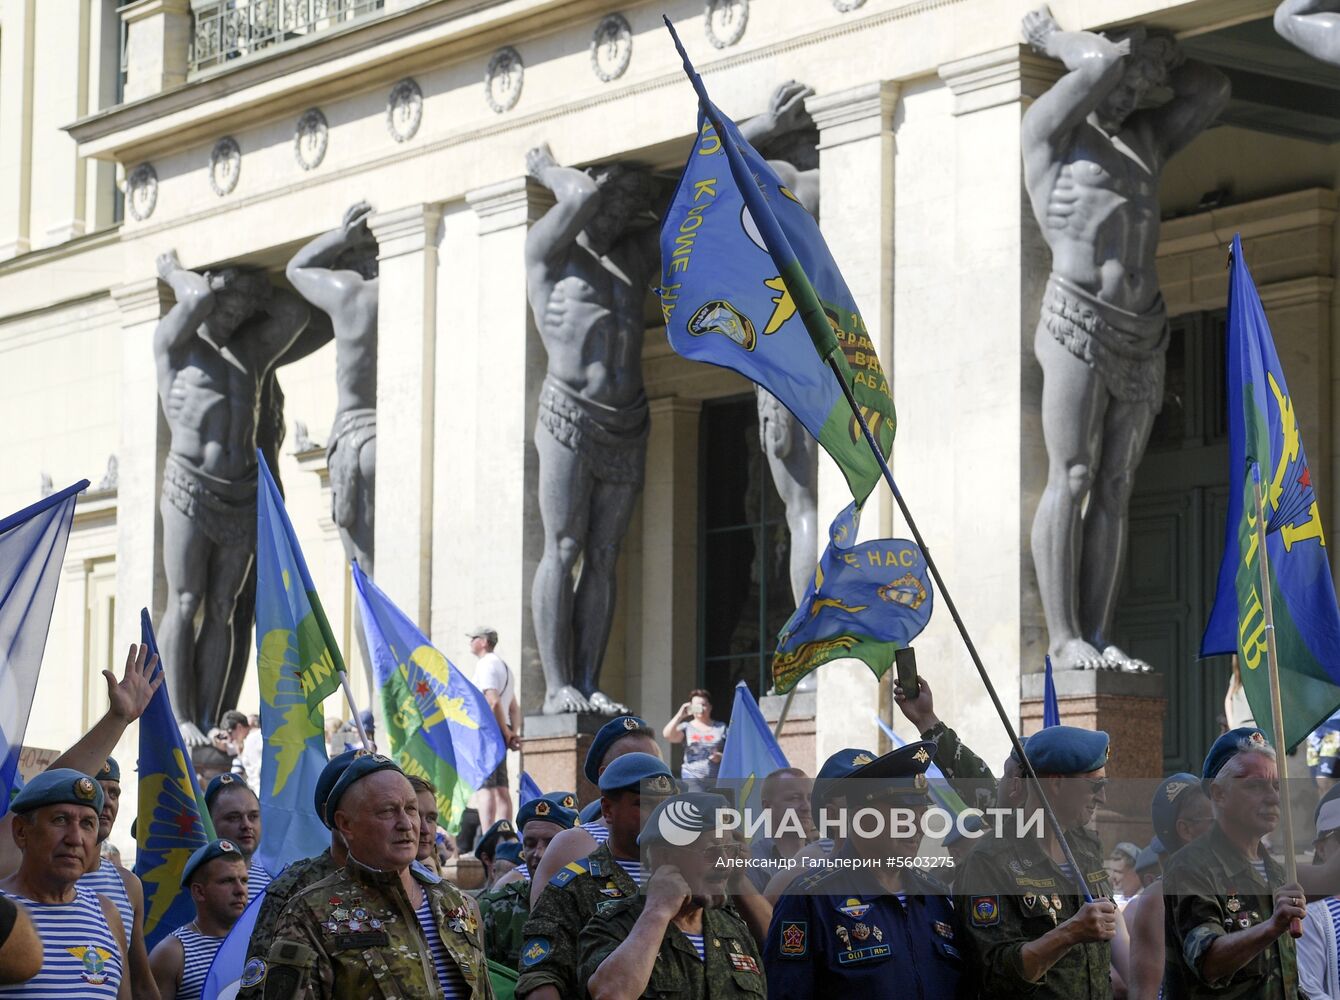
[704,0,748,48]
[126,163,158,221]
[294,108,329,171]
[485,46,524,113]
[832,0,867,11]
[386,78,423,142]
[591,14,633,82]
[208,136,241,196]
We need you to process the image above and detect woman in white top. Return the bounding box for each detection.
[662,689,727,793]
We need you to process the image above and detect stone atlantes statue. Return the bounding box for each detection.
[525,143,661,715]
[1275,1,1340,62]
[1022,6,1229,671]
[154,251,312,740]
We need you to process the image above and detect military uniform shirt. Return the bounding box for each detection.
[515,842,638,998]
[954,821,1113,999]
[477,878,531,970]
[263,856,493,999]
[765,858,966,998]
[1162,823,1299,1000]
[923,722,1000,811]
[578,895,765,1000]
[238,849,339,1000]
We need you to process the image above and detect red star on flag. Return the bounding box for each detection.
[1300,466,1312,489]
[415,681,430,696]
[173,809,195,838]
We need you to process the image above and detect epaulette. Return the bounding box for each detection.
[910,866,951,895]
[549,859,590,888]
[793,869,830,892]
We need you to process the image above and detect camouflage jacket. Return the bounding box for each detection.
[578,895,765,1000]
[953,820,1113,1000]
[923,721,999,811]
[260,856,494,1000]
[238,849,338,1000]
[477,878,530,970]
[1162,823,1299,1000]
[515,842,638,997]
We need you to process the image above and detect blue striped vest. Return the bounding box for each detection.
[79,857,134,935]
[0,886,122,997]
[170,924,226,1000]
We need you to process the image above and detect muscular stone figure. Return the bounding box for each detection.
[525,143,660,715]
[1275,0,1340,63]
[154,251,311,741]
[1022,6,1229,671]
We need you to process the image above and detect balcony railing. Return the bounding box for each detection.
[190,0,385,73]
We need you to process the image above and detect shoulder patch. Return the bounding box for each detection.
[521,937,551,967]
[550,861,586,888]
[970,895,1000,927]
[240,958,267,988]
[778,920,807,958]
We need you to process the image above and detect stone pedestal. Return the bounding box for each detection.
[1021,669,1166,851]
[760,692,817,777]
[521,713,611,805]
[440,855,486,891]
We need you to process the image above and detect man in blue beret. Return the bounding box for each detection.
[1163,727,1306,999]
[475,819,519,892]
[765,742,964,998]
[77,756,157,1000]
[1124,772,1212,999]
[0,768,128,998]
[581,793,765,999]
[478,795,577,968]
[148,839,248,1000]
[236,749,359,1000]
[517,753,676,1000]
[528,715,661,904]
[264,753,493,998]
[206,772,272,900]
[955,724,1119,999]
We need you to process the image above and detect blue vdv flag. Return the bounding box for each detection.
[352,562,507,834]
[202,886,265,999]
[1202,234,1340,749]
[135,609,215,950]
[1043,655,1061,728]
[255,454,339,875]
[0,479,86,816]
[519,771,543,806]
[717,681,788,825]
[774,501,933,693]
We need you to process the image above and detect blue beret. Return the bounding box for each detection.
[476,819,517,858]
[1024,726,1110,775]
[204,772,251,809]
[544,791,578,811]
[1202,727,1271,791]
[359,709,375,730]
[517,797,576,832]
[1135,839,1162,875]
[943,811,985,848]
[324,752,404,826]
[828,741,938,809]
[181,838,245,886]
[11,768,103,815]
[8,772,24,803]
[96,758,120,783]
[314,750,361,829]
[584,716,655,784]
[639,793,731,847]
[597,752,676,795]
[494,841,523,865]
[813,748,870,825]
[1150,772,1201,845]
[578,800,603,824]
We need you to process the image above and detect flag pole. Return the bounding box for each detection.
[773,685,797,740]
[663,15,1091,900]
[1251,465,1302,936]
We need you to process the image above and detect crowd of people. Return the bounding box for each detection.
[1,643,1339,999]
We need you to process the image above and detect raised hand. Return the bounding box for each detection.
[342,201,375,244]
[645,863,692,919]
[1066,899,1118,942]
[767,80,816,135]
[156,249,183,283]
[102,643,162,724]
[894,675,939,732]
[526,142,559,180]
[1022,5,1062,53]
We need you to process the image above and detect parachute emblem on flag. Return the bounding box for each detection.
[687,299,756,350]
[878,573,927,610]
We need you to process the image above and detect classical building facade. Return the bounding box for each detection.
[3,0,1337,855]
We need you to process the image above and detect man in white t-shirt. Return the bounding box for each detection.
[470,626,521,827]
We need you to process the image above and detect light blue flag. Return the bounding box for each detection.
[519,771,543,806]
[0,479,86,816]
[136,609,214,950]
[716,681,788,827]
[202,887,265,1000]
[352,562,506,834]
[874,716,968,816]
[255,453,339,875]
[1043,655,1061,728]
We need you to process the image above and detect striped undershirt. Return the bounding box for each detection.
[1251,858,1268,882]
[79,858,134,937]
[414,895,466,998]
[516,864,530,879]
[0,887,122,998]
[247,859,272,901]
[684,932,706,961]
[582,821,610,845]
[170,924,226,1000]
[614,858,644,885]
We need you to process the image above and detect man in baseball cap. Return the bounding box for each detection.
[468,625,520,830]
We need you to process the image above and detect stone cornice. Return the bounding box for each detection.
[809,81,900,150]
[1158,187,1338,257]
[111,277,174,326]
[368,204,445,260]
[938,44,1063,117]
[466,177,554,234]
